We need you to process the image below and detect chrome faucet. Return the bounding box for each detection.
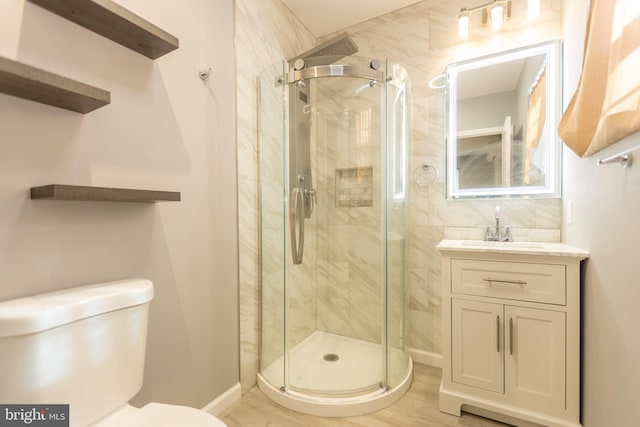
[485,206,513,242]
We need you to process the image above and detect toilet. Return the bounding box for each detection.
[0,279,227,427]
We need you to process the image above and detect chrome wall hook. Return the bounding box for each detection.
[198,67,213,81]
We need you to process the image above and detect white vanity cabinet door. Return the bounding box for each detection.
[505,305,566,414]
[451,299,504,393]
[451,301,567,414]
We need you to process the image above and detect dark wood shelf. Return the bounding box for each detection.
[0,56,110,113]
[31,184,180,203]
[27,0,179,59]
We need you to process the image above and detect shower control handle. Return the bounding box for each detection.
[290,187,305,265]
[305,188,317,206]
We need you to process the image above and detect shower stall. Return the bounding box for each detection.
[257,53,411,416]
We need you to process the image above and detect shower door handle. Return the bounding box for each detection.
[290,187,305,264]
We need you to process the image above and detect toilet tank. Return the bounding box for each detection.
[0,279,154,427]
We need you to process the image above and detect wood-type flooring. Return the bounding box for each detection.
[219,364,510,426]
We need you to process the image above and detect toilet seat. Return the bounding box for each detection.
[91,403,227,427]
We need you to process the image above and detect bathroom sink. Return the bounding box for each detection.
[437,239,590,258]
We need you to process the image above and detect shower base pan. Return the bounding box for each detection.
[257,331,413,417]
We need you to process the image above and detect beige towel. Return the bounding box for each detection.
[558,0,640,157]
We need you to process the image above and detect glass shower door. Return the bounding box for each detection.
[259,56,412,406]
[284,71,388,397]
[283,75,320,394]
[259,60,287,392]
[385,60,411,389]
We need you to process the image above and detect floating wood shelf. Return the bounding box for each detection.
[27,0,179,59]
[0,56,110,113]
[31,184,181,203]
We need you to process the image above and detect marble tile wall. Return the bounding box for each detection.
[237,0,563,393]
[318,0,563,359]
[313,78,385,345]
[236,0,316,392]
[260,72,320,373]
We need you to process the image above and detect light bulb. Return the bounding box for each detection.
[528,0,540,21]
[457,11,470,39]
[490,3,504,31]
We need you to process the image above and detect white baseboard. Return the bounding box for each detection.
[408,348,442,368]
[202,382,242,415]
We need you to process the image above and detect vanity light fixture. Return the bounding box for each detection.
[458,8,471,39]
[527,0,541,21]
[456,0,513,38]
[490,2,505,31]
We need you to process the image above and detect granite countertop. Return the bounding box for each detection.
[436,239,590,259]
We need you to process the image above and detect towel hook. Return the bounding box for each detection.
[199,67,213,81]
[412,163,438,187]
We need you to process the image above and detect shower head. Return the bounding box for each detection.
[310,33,358,58]
[288,33,359,68]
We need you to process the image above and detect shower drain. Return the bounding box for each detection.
[323,353,339,362]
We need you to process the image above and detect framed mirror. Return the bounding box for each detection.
[445,40,562,199]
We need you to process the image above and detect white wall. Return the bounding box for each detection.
[0,0,238,409]
[562,0,640,425]
[458,90,517,132]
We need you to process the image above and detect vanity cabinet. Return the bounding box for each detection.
[452,300,566,411]
[437,240,588,427]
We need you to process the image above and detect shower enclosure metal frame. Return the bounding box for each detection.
[257,55,412,417]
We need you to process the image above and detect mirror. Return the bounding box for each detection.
[446,40,562,198]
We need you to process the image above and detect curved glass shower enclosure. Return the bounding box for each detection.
[257,55,411,416]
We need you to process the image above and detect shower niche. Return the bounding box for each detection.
[335,167,373,207]
[257,53,412,416]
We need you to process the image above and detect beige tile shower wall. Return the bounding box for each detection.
[320,0,563,358]
[257,64,286,373]
[236,0,316,392]
[258,64,319,375]
[314,80,384,344]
